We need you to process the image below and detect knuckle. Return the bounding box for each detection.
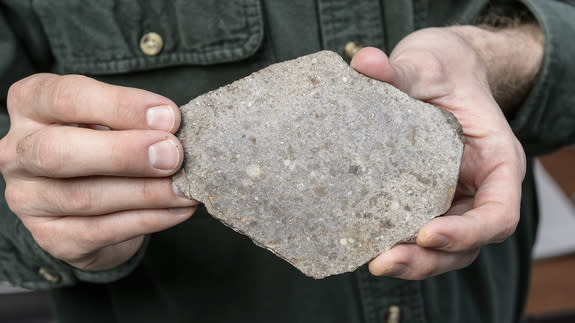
[515,141,527,178]
[15,133,35,162]
[135,212,161,233]
[48,182,96,215]
[501,223,517,240]
[458,232,480,251]
[456,249,481,271]
[29,225,59,256]
[110,88,141,122]
[33,139,62,174]
[7,74,55,115]
[139,178,163,203]
[47,75,88,117]
[43,231,92,262]
[18,129,65,175]
[466,249,481,265]
[108,135,134,172]
[0,138,8,162]
[495,216,519,243]
[33,235,52,254]
[25,217,96,263]
[76,219,115,251]
[6,81,25,112]
[136,209,180,233]
[6,76,35,112]
[52,245,88,263]
[4,184,29,216]
[64,183,97,214]
[492,209,520,243]
[67,195,95,214]
[0,137,16,173]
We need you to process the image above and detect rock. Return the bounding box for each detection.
[173,51,464,279]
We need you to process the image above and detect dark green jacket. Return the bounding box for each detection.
[1,0,574,322]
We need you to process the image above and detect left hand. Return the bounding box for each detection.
[351,26,530,279]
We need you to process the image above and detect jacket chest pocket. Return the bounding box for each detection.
[32,0,263,74]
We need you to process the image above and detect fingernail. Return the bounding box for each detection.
[148,139,180,170]
[423,234,450,249]
[172,182,188,198]
[91,125,111,131]
[382,263,407,277]
[147,105,175,131]
[169,207,195,216]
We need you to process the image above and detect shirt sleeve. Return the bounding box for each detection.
[0,6,148,290]
[511,0,575,156]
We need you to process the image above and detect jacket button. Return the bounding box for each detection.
[344,41,363,60]
[385,305,400,323]
[140,32,164,56]
[38,267,61,283]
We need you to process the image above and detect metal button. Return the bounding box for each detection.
[38,267,61,283]
[385,305,401,323]
[140,32,164,56]
[344,41,363,60]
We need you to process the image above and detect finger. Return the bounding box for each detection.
[8,74,180,132]
[26,207,196,266]
[8,177,197,217]
[368,243,480,280]
[15,126,183,177]
[417,164,522,251]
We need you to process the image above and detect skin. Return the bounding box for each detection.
[0,75,198,270]
[352,24,543,279]
[0,24,543,278]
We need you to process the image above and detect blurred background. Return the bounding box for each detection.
[527,146,575,323]
[1,146,574,323]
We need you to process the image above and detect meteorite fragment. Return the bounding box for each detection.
[173,51,464,278]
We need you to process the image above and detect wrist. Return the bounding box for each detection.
[447,24,544,112]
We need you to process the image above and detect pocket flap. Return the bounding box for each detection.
[33,0,264,74]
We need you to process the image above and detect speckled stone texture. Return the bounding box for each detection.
[173,51,464,279]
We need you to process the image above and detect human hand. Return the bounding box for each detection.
[0,74,198,271]
[351,25,541,279]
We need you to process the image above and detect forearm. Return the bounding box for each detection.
[448,23,544,113]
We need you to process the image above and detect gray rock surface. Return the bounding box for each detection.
[173,51,464,279]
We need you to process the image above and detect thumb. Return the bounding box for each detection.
[350,47,402,89]
[350,46,452,101]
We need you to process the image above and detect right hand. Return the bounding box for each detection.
[0,74,198,271]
